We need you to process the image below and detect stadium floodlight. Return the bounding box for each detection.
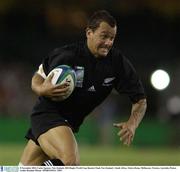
[150,69,170,91]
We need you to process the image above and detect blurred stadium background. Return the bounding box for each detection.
[0,0,180,165]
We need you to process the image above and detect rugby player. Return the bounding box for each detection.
[19,10,147,166]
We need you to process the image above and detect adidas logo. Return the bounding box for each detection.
[88,85,96,92]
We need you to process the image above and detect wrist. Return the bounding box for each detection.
[32,84,44,96]
[127,117,138,130]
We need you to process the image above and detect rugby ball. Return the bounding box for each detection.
[48,65,76,101]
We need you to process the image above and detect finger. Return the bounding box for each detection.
[55,84,70,90]
[117,128,127,137]
[120,132,130,142]
[65,79,71,84]
[52,93,68,97]
[123,140,128,145]
[47,72,54,80]
[55,83,70,88]
[122,135,131,146]
[52,87,70,95]
[120,130,133,146]
[125,135,132,146]
[124,139,130,146]
[113,123,124,128]
[131,135,134,142]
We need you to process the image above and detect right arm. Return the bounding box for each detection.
[31,73,45,96]
[32,47,73,99]
[31,72,70,98]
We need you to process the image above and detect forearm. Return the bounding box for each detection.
[128,98,147,129]
[31,73,45,96]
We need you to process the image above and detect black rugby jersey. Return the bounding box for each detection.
[32,41,146,132]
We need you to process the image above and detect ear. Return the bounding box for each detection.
[86,28,92,38]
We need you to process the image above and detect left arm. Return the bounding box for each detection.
[113,98,147,146]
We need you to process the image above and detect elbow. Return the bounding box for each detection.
[31,81,36,93]
[31,79,38,95]
[136,98,147,110]
[31,76,36,92]
[31,74,43,96]
[140,98,147,110]
[140,98,147,104]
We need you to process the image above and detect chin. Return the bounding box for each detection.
[96,54,107,58]
[100,52,108,57]
[95,50,109,58]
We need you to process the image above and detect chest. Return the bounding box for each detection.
[74,59,116,92]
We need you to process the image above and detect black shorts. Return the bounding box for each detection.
[25,112,73,145]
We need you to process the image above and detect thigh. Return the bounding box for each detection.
[20,139,49,165]
[37,126,79,165]
[31,112,72,139]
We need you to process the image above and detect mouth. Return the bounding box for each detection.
[99,47,110,53]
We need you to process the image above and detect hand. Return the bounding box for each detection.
[39,73,70,99]
[113,121,136,146]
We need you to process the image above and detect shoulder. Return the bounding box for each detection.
[109,46,137,77]
[109,46,126,66]
[49,42,81,58]
[110,46,123,57]
[42,42,83,74]
[46,42,84,64]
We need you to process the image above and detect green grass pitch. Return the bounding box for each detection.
[0,144,180,165]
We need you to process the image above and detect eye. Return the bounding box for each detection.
[100,34,108,40]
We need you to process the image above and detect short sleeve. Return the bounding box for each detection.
[41,46,75,76]
[36,64,47,79]
[114,55,146,103]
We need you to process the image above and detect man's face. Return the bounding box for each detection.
[86,21,117,58]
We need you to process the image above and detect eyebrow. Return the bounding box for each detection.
[100,31,116,37]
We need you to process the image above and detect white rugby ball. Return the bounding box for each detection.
[48,65,76,101]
